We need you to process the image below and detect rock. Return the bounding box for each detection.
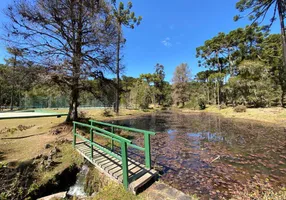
[35,154,42,159]
[50,128,62,135]
[177,195,192,200]
[45,144,52,149]
[153,183,168,191]
[165,187,180,197]
[37,191,67,200]
[51,147,60,155]
[56,138,71,144]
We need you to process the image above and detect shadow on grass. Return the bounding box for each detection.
[0,151,5,162]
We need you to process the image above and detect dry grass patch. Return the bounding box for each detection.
[0,117,66,163]
[181,105,286,126]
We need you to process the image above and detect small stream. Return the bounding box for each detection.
[67,164,89,197]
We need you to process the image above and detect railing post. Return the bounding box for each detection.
[111,127,114,152]
[90,127,93,160]
[121,141,129,189]
[73,122,76,148]
[144,133,151,169]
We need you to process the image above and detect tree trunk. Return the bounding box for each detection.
[66,86,79,122]
[10,85,14,111]
[115,23,121,115]
[66,1,82,122]
[278,0,286,107]
[281,85,285,107]
[10,54,17,111]
[217,82,220,106]
[213,84,216,105]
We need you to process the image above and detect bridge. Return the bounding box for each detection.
[72,120,158,194]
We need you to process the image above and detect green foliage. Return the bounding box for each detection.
[0,192,8,200]
[121,64,171,109]
[234,0,286,107]
[27,183,39,194]
[196,24,268,106]
[112,0,142,28]
[234,105,247,113]
[131,79,152,109]
[234,0,280,27]
[229,60,281,107]
[185,96,206,110]
[84,167,109,196]
[93,182,142,200]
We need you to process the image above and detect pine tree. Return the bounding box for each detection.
[111,0,142,115]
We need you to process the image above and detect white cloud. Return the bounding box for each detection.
[161,37,172,47]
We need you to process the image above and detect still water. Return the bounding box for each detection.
[111,111,286,199]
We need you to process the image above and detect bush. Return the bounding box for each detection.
[233,105,247,113]
[161,107,168,111]
[220,103,227,109]
[101,109,113,117]
[198,99,206,110]
[185,97,206,110]
[184,100,200,110]
[78,110,88,118]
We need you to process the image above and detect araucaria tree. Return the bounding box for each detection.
[234,0,286,87]
[5,0,117,122]
[172,63,191,107]
[111,0,142,115]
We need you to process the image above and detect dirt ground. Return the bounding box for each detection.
[0,117,67,163]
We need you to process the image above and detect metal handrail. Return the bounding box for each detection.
[73,121,131,144]
[89,120,156,135]
[73,121,130,189]
[89,119,156,169]
[73,120,156,189]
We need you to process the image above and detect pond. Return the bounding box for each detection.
[110,111,286,199]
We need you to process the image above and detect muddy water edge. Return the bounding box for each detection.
[109,111,286,199]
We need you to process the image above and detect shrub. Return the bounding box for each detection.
[233,105,247,113]
[78,110,88,118]
[198,99,206,110]
[220,103,227,109]
[184,100,200,110]
[161,107,168,111]
[185,97,206,110]
[101,109,113,117]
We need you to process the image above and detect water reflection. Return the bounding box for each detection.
[110,111,286,199]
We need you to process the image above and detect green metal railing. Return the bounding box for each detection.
[89,120,156,169]
[72,120,156,189]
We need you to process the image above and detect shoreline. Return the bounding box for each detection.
[174,106,286,127]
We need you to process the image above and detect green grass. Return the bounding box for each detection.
[93,182,144,200]
[36,143,83,185]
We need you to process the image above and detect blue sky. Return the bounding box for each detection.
[0,0,281,82]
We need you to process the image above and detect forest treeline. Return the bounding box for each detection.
[0,0,286,122]
[1,25,284,111]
